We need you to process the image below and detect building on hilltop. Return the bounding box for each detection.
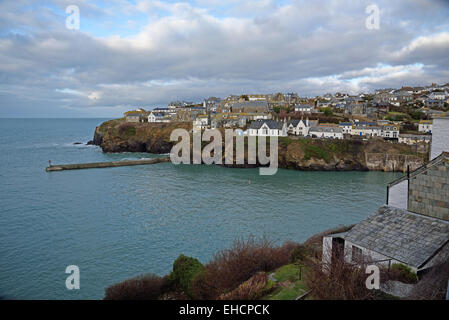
[125,113,143,123]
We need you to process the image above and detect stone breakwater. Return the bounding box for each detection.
[92,120,427,172]
[46,157,171,172]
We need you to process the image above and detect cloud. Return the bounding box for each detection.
[0,0,449,117]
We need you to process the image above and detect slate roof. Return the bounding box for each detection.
[126,113,142,117]
[288,119,300,127]
[233,101,268,109]
[309,126,343,133]
[344,205,449,268]
[249,120,284,129]
[150,112,165,117]
[287,119,318,127]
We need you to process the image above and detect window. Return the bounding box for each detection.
[352,246,363,263]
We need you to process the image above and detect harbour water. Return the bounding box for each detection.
[0,119,401,299]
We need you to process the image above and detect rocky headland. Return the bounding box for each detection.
[91,119,428,172]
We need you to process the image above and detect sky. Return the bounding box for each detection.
[0,0,449,118]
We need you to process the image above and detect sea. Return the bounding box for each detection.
[0,118,402,299]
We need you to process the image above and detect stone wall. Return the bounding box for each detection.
[365,153,424,172]
[408,160,449,221]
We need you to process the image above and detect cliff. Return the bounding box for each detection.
[92,120,427,172]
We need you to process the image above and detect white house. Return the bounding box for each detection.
[287,119,318,136]
[418,120,433,133]
[295,104,313,113]
[193,115,209,130]
[381,125,399,139]
[309,126,343,139]
[338,122,353,134]
[248,120,287,137]
[429,91,447,100]
[148,112,170,123]
[352,125,382,138]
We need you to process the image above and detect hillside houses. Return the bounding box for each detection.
[309,126,343,139]
[122,82,447,142]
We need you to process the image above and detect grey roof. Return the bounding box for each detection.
[288,119,318,127]
[339,122,353,126]
[249,120,284,130]
[355,121,377,127]
[126,113,142,117]
[309,126,342,133]
[150,112,165,117]
[344,205,449,268]
[287,119,300,127]
[233,101,268,108]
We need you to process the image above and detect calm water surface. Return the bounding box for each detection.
[0,119,401,299]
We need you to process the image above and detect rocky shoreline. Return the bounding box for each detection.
[92,119,427,172]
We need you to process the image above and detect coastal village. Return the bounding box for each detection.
[122,83,449,148]
[107,82,449,300]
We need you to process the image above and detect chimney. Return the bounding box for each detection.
[306,117,309,127]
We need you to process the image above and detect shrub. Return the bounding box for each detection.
[104,273,169,300]
[305,252,381,300]
[289,244,310,264]
[117,122,136,136]
[407,258,449,300]
[169,254,205,298]
[218,272,269,300]
[389,264,418,284]
[191,237,293,299]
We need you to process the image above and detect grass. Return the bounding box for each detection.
[263,264,308,300]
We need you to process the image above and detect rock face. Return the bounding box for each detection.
[93,120,427,172]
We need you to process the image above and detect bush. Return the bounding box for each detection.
[407,258,449,300]
[289,244,310,264]
[170,254,205,298]
[305,253,381,300]
[117,122,137,136]
[389,264,418,284]
[218,272,269,300]
[191,237,293,299]
[104,273,169,300]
